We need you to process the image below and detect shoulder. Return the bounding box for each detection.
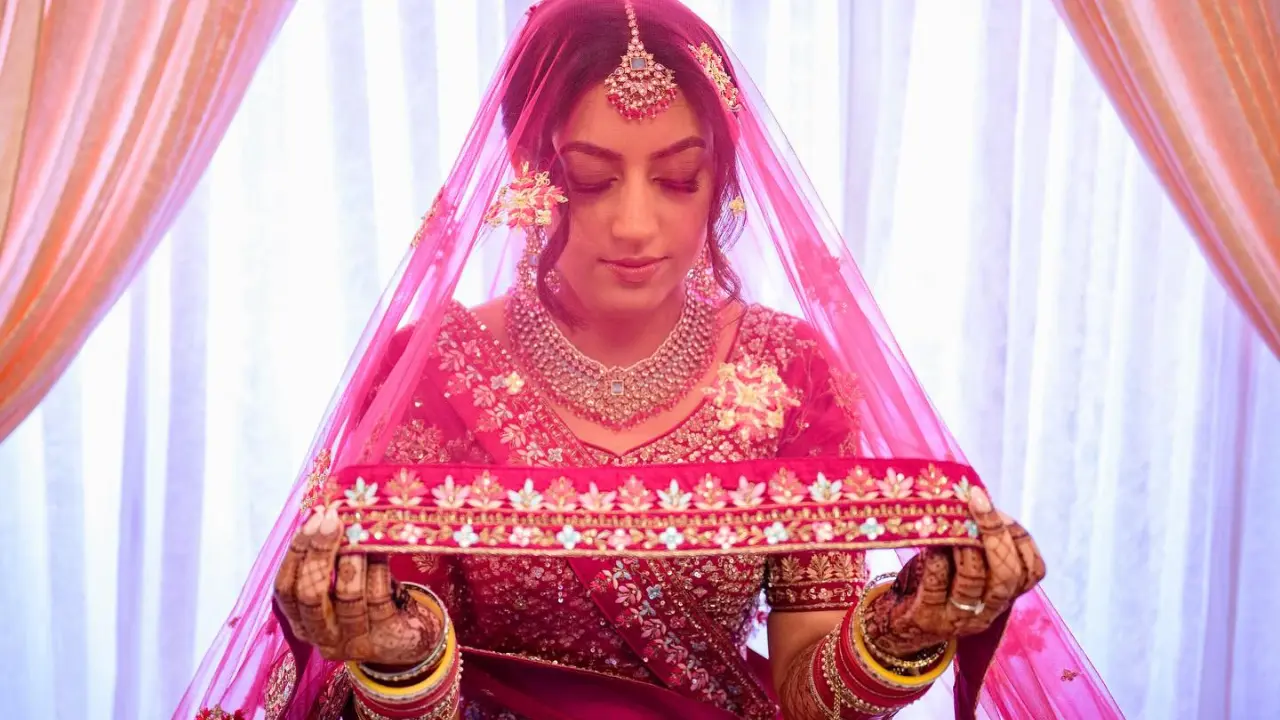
[380,298,498,364]
[732,303,827,370]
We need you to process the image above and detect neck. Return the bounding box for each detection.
[556,288,687,367]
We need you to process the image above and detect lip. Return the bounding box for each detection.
[602,257,666,283]
[603,256,665,269]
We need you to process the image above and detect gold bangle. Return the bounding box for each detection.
[353,679,461,720]
[850,584,955,691]
[803,642,838,720]
[348,621,459,704]
[819,630,897,717]
[858,606,947,673]
[359,583,452,684]
[857,575,946,672]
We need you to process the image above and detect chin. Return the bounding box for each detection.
[584,281,680,317]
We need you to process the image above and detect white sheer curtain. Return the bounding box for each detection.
[1,1,1276,718]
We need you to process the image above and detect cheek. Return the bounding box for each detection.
[669,197,713,268]
[552,222,600,291]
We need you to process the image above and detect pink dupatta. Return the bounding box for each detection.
[177,2,1122,718]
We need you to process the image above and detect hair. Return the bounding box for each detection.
[499,0,745,319]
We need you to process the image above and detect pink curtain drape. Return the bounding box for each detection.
[1051,0,1280,357]
[0,0,295,441]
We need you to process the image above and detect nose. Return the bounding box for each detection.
[610,176,660,248]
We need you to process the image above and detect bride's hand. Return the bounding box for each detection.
[863,488,1046,658]
[273,508,444,665]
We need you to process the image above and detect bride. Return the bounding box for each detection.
[179,1,1121,718]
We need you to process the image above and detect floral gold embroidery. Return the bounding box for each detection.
[341,301,984,719]
[386,468,427,506]
[411,187,450,249]
[386,420,450,464]
[310,665,349,720]
[332,461,977,555]
[484,163,568,230]
[766,551,868,611]
[299,449,335,515]
[705,356,801,442]
[689,42,742,112]
[263,652,296,720]
[196,707,245,720]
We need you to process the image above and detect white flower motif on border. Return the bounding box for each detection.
[454,524,479,548]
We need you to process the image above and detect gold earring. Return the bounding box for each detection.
[517,230,544,295]
[688,244,720,301]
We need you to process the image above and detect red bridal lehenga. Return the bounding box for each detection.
[176,1,1124,718]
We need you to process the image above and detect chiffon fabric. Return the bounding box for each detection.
[176,1,1123,718]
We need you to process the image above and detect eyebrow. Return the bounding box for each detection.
[559,136,706,162]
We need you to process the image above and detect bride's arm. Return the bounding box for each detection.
[766,332,950,719]
[768,580,956,720]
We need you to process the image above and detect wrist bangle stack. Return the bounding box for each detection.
[347,582,462,720]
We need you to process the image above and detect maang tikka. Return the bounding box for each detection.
[605,1,678,119]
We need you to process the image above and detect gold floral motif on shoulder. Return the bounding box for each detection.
[705,355,801,443]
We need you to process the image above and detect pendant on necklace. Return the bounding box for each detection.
[610,380,625,396]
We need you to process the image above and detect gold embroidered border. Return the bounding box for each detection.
[320,458,984,556]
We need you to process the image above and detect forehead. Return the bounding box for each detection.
[555,83,704,157]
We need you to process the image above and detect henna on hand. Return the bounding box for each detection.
[357,594,444,665]
[273,511,446,666]
[863,579,950,659]
[864,488,1049,660]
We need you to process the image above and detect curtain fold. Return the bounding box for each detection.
[0,0,297,442]
[1050,0,1280,359]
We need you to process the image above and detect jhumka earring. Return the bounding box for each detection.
[605,1,678,119]
[687,243,720,301]
[517,231,546,293]
[483,162,568,294]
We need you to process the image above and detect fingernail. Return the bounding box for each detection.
[302,512,324,534]
[320,509,340,534]
[971,487,992,513]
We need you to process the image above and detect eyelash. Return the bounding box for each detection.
[569,178,701,195]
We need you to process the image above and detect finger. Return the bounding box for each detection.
[274,513,322,639]
[366,554,397,624]
[968,487,1006,537]
[296,508,343,647]
[334,553,370,643]
[1008,520,1046,594]
[972,489,1022,603]
[946,546,988,630]
[917,548,952,608]
[976,509,1024,618]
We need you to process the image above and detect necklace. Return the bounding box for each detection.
[506,287,718,431]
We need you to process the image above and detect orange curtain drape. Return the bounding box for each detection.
[1051,0,1280,357]
[0,0,295,441]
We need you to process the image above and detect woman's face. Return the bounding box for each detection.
[550,84,715,318]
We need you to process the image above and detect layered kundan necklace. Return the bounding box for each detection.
[506,287,718,431]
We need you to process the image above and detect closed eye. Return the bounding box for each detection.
[568,177,616,194]
[658,177,701,193]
